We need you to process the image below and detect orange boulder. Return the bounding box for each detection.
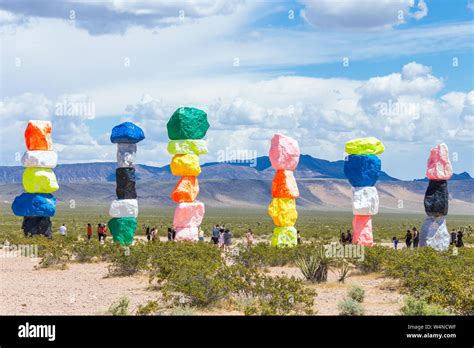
[272,170,299,198]
[171,176,199,202]
[25,120,52,151]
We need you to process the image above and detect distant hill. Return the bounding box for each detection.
[0,155,399,184]
[414,171,473,182]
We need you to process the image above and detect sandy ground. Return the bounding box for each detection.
[0,253,403,315]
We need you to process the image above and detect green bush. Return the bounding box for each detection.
[347,286,365,303]
[338,298,364,316]
[108,243,151,276]
[107,297,130,316]
[355,245,395,273]
[400,296,451,316]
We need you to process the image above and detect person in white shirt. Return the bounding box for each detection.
[59,224,67,236]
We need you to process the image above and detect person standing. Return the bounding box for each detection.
[150,227,157,242]
[245,229,254,247]
[86,223,92,241]
[223,229,232,252]
[167,227,173,241]
[340,232,346,245]
[102,224,107,241]
[412,227,419,248]
[297,230,302,245]
[97,223,103,242]
[59,224,67,237]
[346,230,352,244]
[212,225,220,245]
[450,229,457,245]
[393,236,399,250]
[405,229,412,249]
[146,226,151,241]
[198,228,204,242]
[456,230,464,248]
[218,228,225,249]
[172,228,177,241]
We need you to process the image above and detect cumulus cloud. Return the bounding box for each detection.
[0,0,248,35]
[299,0,428,30]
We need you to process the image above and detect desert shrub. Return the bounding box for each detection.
[400,296,451,316]
[108,243,151,276]
[296,254,320,283]
[136,300,160,316]
[336,259,353,283]
[233,243,296,267]
[355,245,395,273]
[108,297,130,316]
[347,286,365,303]
[37,240,71,268]
[72,240,104,262]
[338,298,364,316]
[296,244,333,283]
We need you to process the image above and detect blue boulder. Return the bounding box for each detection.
[344,155,381,187]
[12,193,56,217]
[110,122,145,144]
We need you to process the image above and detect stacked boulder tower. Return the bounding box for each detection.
[268,134,300,248]
[12,120,59,238]
[344,137,385,246]
[419,143,453,251]
[107,122,145,245]
[167,107,210,241]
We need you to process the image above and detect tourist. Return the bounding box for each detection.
[297,230,302,244]
[212,225,220,245]
[198,227,204,242]
[86,223,92,241]
[346,230,352,244]
[392,236,399,250]
[223,229,233,252]
[167,227,173,241]
[146,225,151,241]
[405,229,412,248]
[450,229,457,245]
[412,227,419,248]
[218,228,225,249]
[97,223,103,241]
[245,229,254,247]
[456,230,464,248]
[340,232,346,245]
[102,224,107,241]
[172,228,177,241]
[150,227,157,242]
[59,224,67,237]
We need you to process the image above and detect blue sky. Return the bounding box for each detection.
[0,0,473,180]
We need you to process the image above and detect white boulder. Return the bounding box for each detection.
[117,143,137,168]
[352,186,379,215]
[21,151,57,168]
[419,216,450,251]
[109,199,138,218]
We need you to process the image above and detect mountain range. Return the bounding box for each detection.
[0,155,472,214]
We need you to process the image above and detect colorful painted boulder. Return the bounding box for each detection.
[117,143,137,168]
[109,199,138,218]
[23,168,59,193]
[352,215,374,246]
[345,137,385,155]
[426,143,453,180]
[108,217,137,245]
[271,226,297,247]
[12,193,56,217]
[22,216,52,238]
[268,198,298,227]
[352,186,379,215]
[21,151,57,168]
[170,154,201,176]
[24,120,52,151]
[173,201,205,228]
[424,180,448,216]
[171,176,200,203]
[419,216,450,251]
[272,170,299,198]
[115,168,137,199]
[269,133,300,170]
[174,226,199,241]
[167,107,209,140]
[343,155,381,187]
[167,139,208,155]
[110,122,145,144]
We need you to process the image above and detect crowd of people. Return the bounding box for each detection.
[392,227,465,249]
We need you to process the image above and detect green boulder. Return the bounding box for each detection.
[108,217,137,245]
[167,139,208,155]
[345,137,385,155]
[271,226,297,248]
[167,107,209,140]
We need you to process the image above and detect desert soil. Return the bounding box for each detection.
[0,254,403,315]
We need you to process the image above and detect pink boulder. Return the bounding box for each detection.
[175,227,199,241]
[352,215,375,246]
[269,133,300,170]
[173,201,205,228]
[426,143,453,180]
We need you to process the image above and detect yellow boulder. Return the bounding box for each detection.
[23,168,59,193]
[170,154,201,176]
[268,198,297,227]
